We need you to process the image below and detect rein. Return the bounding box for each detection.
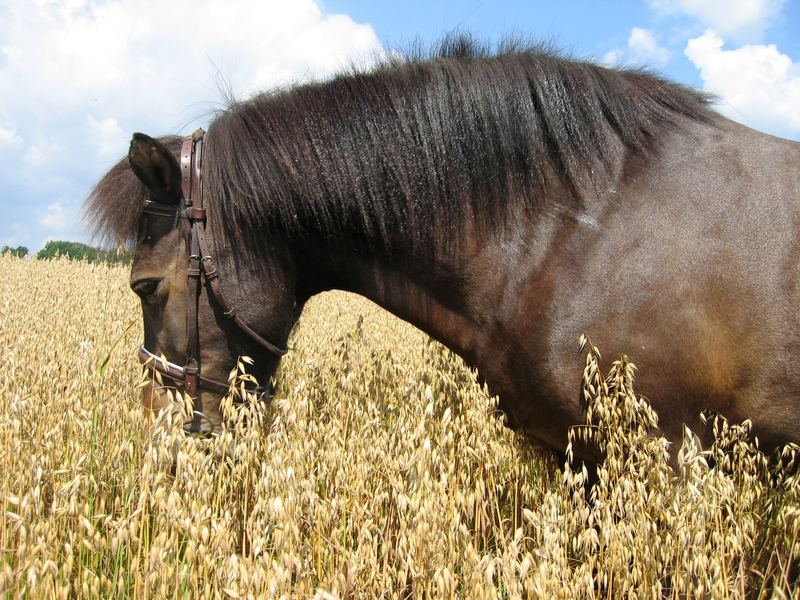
[138,129,287,400]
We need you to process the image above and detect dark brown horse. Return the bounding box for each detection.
[86,37,800,459]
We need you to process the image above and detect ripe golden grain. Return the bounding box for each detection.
[0,255,797,598]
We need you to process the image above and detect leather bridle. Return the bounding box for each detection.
[138,128,287,400]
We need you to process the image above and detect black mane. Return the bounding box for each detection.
[86,35,713,257]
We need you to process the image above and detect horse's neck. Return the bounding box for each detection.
[294,143,626,376]
[297,210,571,369]
[298,242,474,360]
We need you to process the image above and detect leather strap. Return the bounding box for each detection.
[138,346,268,396]
[142,200,179,217]
[182,133,202,398]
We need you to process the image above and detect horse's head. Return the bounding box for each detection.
[125,132,298,434]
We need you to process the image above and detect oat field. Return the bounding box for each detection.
[1,255,798,599]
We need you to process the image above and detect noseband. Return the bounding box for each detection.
[138,129,287,400]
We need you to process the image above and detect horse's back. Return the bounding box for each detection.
[527,116,800,452]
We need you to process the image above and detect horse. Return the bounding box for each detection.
[85,37,800,460]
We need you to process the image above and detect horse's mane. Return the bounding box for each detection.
[86,35,713,257]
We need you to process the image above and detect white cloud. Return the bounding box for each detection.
[0,122,23,150]
[39,201,68,231]
[648,0,785,38]
[0,0,382,157]
[628,27,671,64]
[86,115,125,159]
[685,30,800,136]
[0,0,382,250]
[0,0,382,129]
[602,27,670,67]
[602,48,624,65]
[23,139,60,168]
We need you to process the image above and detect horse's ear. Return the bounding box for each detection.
[128,133,182,205]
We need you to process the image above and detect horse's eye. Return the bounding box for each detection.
[131,278,161,298]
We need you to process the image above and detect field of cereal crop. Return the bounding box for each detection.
[1,255,798,598]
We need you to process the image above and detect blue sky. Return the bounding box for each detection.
[0,0,798,252]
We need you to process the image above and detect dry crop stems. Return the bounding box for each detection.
[0,255,797,598]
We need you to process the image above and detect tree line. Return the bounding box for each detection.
[1,241,131,264]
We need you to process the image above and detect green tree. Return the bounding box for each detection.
[35,241,131,264]
[1,245,29,258]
